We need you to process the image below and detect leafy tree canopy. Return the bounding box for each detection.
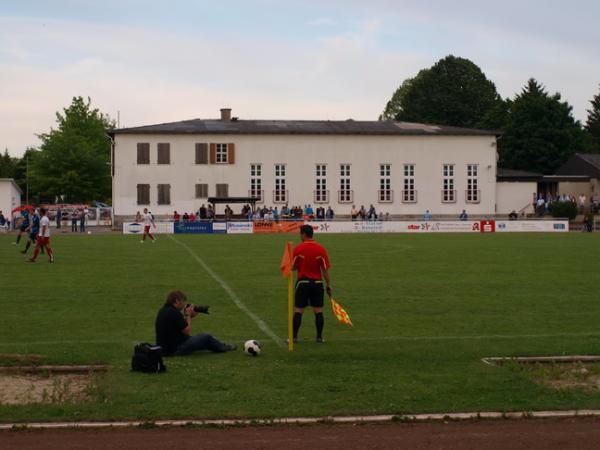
[31,96,114,203]
[499,79,587,173]
[585,84,600,151]
[381,55,502,129]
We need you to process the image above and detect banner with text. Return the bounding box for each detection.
[123,221,174,235]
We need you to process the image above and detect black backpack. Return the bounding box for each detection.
[131,343,166,373]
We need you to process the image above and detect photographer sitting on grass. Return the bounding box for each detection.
[155,290,236,356]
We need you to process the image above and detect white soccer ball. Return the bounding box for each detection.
[87,231,92,235]
[244,340,261,356]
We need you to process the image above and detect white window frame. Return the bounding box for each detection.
[216,143,228,164]
[402,164,416,203]
[379,164,392,203]
[442,164,456,203]
[338,164,352,203]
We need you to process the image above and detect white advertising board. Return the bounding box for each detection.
[122,221,174,234]
[307,221,482,233]
[227,221,254,234]
[495,220,569,232]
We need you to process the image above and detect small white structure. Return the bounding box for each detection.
[110,108,500,223]
[0,178,22,225]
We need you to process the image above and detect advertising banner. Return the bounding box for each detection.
[253,221,304,234]
[174,222,213,234]
[495,220,569,232]
[212,222,227,234]
[227,221,254,234]
[123,221,174,235]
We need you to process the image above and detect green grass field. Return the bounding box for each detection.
[1,231,599,423]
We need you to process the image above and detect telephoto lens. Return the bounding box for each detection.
[193,305,210,314]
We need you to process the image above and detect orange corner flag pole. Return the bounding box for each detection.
[280,241,294,351]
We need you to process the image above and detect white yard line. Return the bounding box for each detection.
[168,235,285,348]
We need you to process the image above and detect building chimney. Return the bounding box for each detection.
[220,108,232,121]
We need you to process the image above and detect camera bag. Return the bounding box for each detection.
[131,342,166,373]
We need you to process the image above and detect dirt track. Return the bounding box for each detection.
[2,418,600,449]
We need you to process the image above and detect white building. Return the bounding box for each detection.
[110,108,501,223]
[0,178,22,223]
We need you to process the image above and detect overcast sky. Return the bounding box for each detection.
[1,0,599,156]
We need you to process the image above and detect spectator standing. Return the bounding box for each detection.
[359,205,367,220]
[423,210,432,221]
[351,205,358,221]
[79,208,86,232]
[71,210,78,232]
[182,212,189,222]
[173,211,180,224]
[56,208,62,229]
[199,205,207,220]
[459,210,468,221]
[326,206,334,220]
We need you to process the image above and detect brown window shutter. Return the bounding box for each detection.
[209,143,216,164]
[157,143,170,164]
[216,183,228,197]
[228,143,235,164]
[137,143,150,164]
[137,184,150,205]
[195,143,208,164]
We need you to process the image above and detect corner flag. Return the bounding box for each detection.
[280,242,293,278]
[331,298,353,327]
[280,242,295,351]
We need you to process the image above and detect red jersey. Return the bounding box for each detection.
[293,240,331,280]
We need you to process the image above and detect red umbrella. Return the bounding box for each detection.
[11,205,35,214]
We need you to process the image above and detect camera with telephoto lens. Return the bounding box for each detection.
[185,303,210,315]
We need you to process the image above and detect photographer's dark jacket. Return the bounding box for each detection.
[155,304,188,355]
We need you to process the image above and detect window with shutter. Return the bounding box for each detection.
[209,143,216,164]
[216,183,228,197]
[195,143,208,164]
[157,184,171,205]
[137,143,150,164]
[137,184,150,205]
[195,184,208,198]
[157,143,170,164]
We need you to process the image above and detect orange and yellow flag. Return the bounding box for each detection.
[330,298,353,327]
[280,242,294,278]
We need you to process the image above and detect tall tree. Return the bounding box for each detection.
[381,55,502,128]
[585,85,600,151]
[32,96,114,203]
[499,79,587,173]
[380,78,414,121]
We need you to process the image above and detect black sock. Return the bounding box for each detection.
[315,312,324,339]
[16,234,21,244]
[24,241,31,252]
[293,312,303,339]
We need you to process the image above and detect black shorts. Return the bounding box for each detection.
[29,232,38,241]
[295,279,324,309]
[20,224,29,232]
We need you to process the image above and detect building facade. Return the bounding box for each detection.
[110,109,499,222]
[0,178,22,222]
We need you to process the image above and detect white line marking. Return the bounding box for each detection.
[3,409,600,430]
[325,332,600,341]
[168,235,285,348]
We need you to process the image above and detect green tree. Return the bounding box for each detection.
[382,55,502,128]
[585,85,600,151]
[499,79,587,173]
[0,149,16,179]
[380,78,414,120]
[32,96,114,203]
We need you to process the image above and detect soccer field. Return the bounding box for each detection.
[1,232,599,422]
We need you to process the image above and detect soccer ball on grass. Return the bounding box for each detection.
[243,340,261,356]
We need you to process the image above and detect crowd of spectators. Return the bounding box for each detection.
[349,204,390,221]
[533,192,599,216]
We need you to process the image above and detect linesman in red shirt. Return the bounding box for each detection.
[292,224,332,343]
